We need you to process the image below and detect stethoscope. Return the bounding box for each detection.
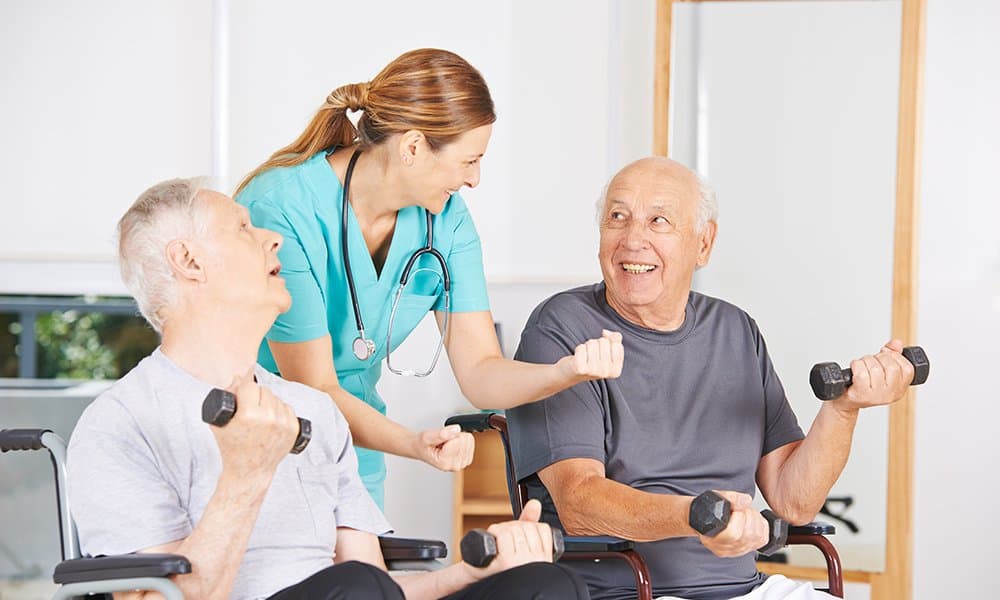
[341,149,451,377]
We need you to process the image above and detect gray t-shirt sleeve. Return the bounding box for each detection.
[509,324,608,482]
[751,321,805,456]
[67,399,191,556]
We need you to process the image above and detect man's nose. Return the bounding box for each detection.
[622,220,650,249]
[263,229,283,252]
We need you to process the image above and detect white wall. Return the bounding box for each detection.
[0,0,624,295]
[0,0,212,295]
[913,0,1000,596]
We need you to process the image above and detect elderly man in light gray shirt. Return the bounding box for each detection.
[67,178,589,600]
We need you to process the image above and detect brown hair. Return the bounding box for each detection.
[236,48,496,195]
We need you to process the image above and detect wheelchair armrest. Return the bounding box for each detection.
[378,536,448,561]
[445,413,499,433]
[788,521,836,536]
[53,553,192,584]
[564,535,636,552]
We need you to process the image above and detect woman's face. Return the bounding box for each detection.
[409,123,492,213]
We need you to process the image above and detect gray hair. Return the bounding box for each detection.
[595,159,719,232]
[117,177,208,333]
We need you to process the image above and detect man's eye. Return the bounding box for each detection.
[650,216,672,231]
[610,211,626,220]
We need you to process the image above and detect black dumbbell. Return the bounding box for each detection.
[809,346,930,401]
[460,527,565,568]
[201,388,312,454]
[689,491,787,557]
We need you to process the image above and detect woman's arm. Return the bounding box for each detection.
[269,336,473,471]
[439,311,624,409]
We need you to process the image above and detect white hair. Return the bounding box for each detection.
[595,158,719,232]
[117,177,208,333]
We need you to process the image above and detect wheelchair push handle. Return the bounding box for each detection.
[201,388,312,454]
[688,491,788,557]
[0,428,53,452]
[460,527,564,568]
[445,413,499,433]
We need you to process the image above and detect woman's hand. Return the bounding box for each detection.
[557,329,625,382]
[411,424,475,471]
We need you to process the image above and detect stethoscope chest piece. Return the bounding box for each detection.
[352,335,376,361]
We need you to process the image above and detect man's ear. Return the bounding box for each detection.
[696,220,718,268]
[165,239,207,283]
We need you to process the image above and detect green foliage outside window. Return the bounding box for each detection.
[0,314,16,377]
[1,305,159,380]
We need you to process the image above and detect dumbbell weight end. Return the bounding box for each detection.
[689,491,788,557]
[201,388,312,454]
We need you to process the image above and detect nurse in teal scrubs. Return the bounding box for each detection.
[235,48,624,507]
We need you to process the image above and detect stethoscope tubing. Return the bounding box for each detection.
[341,148,451,371]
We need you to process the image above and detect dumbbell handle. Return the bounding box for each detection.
[202,388,312,454]
[688,491,788,557]
[460,528,565,568]
[810,345,930,401]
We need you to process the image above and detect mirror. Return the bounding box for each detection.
[667,0,903,575]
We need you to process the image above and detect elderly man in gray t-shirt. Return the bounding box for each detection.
[67,178,589,600]
[507,157,915,600]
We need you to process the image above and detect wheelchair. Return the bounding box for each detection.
[0,428,446,599]
[446,412,845,599]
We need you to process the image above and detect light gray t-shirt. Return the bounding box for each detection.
[508,284,804,600]
[67,348,391,600]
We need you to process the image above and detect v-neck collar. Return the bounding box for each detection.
[343,200,412,287]
[320,150,418,288]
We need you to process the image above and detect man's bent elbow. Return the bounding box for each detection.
[780,501,821,527]
[552,499,605,536]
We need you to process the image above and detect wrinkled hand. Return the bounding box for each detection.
[557,329,624,382]
[480,499,554,574]
[210,371,299,479]
[695,491,769,558]
[414,425,475,472]
[831,339,914,414]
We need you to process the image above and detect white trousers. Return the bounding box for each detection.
[654,575,837,600]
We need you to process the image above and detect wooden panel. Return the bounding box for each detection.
[758,563,872,585]
[872,0,926,599]
[653,0,673,156]
[461,430,509,501]
[452,430,513,557]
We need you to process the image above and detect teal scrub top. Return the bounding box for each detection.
[236,151,491,508]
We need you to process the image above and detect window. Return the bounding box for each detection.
[0,296,158,380]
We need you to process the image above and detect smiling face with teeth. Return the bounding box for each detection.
[598,158,717,331]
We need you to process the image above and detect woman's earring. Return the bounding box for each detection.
[401,154,413,166]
